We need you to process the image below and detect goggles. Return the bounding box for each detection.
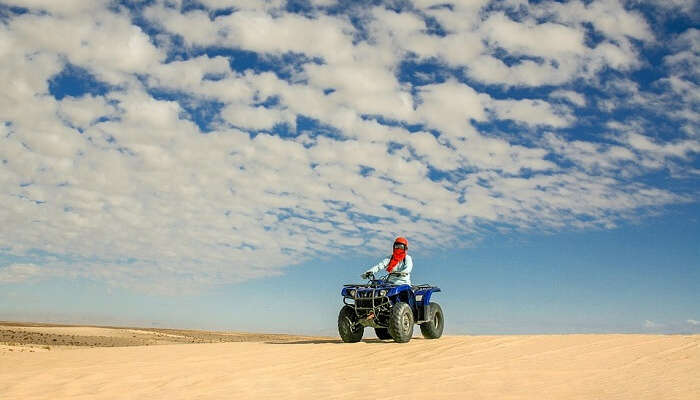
[393,243,407,250]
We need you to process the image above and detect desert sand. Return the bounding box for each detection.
[1,323,698,399]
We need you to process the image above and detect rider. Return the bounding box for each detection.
[361,237,412,285]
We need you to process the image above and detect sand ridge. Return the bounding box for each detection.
[0,322,324,349]
[1,323,698,399]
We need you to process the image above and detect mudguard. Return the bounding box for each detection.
[414,287,441,305]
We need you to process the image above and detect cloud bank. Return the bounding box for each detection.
[0,0,697,291]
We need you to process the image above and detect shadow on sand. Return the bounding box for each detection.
[265,337,427,345]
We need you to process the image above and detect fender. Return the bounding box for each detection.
[415,287,441,305]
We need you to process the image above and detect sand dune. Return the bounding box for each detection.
[1,324,698,399]
[0,323,321,348]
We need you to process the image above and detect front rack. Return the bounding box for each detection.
[343,288,390,311]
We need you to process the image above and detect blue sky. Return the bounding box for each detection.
[0,0,698,335]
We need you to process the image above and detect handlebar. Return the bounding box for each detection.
[364,271,406,283]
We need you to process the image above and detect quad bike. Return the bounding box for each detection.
[338,272,443,343]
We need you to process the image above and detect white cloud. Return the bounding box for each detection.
[644,320,664,329]
[0,264,42,283]
[144,8,221,48]
[6,8,164,85]
[489,98,571,128]
[58,96,117,130]
[687,319,700,326]
[221,103,295,130]
[624,133,699,160]
[536,0,654,43]
[1,0,109,15]
[480,12,587,58]
[147,56,232,91]
[422,1,490,31]
[462,1,652,86]
[550,90,586,107]
[661,29,700,136]
[147,8,356,64]
[545,133,638,176]
[468,54,579,87]
[304,61,415,121]
[0,1,695,291]
[630,0,698,16]
[197,0,287,12]
[415,80,489,137]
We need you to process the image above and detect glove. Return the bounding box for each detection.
[361,271,371,279]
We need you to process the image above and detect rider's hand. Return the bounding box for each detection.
[361,272,371,279]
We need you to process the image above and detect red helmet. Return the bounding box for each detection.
[393,237,408,249]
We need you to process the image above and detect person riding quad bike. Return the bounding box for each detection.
[338,236,444,343]
[361,237,412,285]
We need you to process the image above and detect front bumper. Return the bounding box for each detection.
[343,288,392,326]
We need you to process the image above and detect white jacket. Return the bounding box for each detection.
[364,254,413,285]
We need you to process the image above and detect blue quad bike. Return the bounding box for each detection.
[338,272,444,343]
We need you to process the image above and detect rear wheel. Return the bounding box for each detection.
[338,306,364,343]
[388,302,414,343]
[374,328,392,340]
[420,302,444,339]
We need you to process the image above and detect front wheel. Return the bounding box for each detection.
[388,302,414,343]
[420,302,444,339]
[338,306,364,343]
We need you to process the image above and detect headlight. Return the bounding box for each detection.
[348,289,356,297]
[378,290,387,296]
